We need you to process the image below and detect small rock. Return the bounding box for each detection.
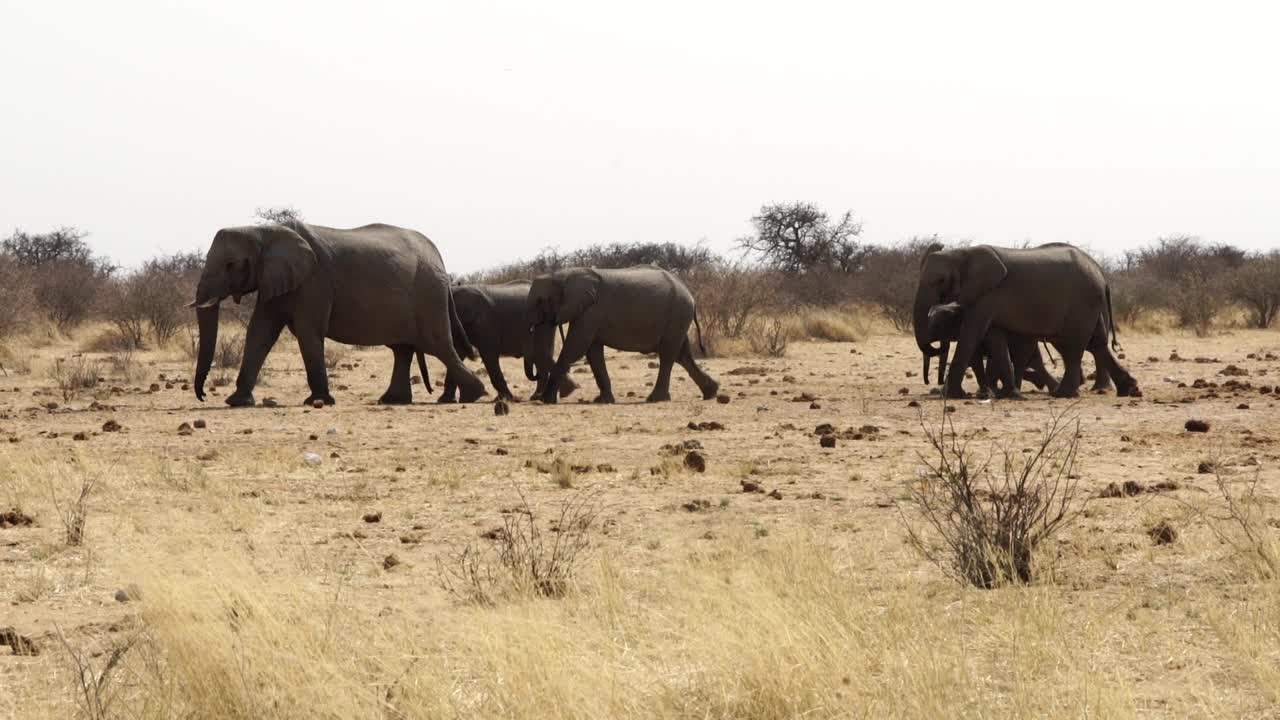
[907,400,920,408]
[682,499,711,512]
[495,448,509,456]
[898,387,909,395]
[193,419,207,429]
[684,451,707,473]
[1238,403,1251,410]
[1185,419,1210,433]
[72,432,88,441]
[716,394,731,404]
[768,489,783,500]
[820,435,836,449]
[148,383,161,392]
[809,401,821,410]
[102,419,122,433]
[741,480,763,493]
[326,427,340,436]
[1148,520,1178,545]
[177,422,193,436]
[302,452,323,466]
[363,511,382,524]
[262,398,279,408]
[382,554,401,570]
[1197,461,1216,474]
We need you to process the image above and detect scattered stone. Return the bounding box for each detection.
[302,452,323,466]
[382,554,401,570]
[727,366,768,376]
[1238,403,1251,410]
[1148,520,1178,546]
[262,398,279,408]
[0,509,35,528]
[495,448,508,456]
[395,466,406,473]
[898,387,909,395]
[177,422,193,436]
[768,489,783,500]
[716,394,731,404]
[1099,480,1145,498]
[148,383,161,392]
[363,511,382,524]
[0,627,39,656]
[687,421,725,431]
[820,435,836,449]
[814,423,835,436]
[193,419,207,429]
[907,400,920,408]
[682,498,711,512]
[809,402,821,410]
[1220,365,1250,377]
[1197,461,1216,474]
[741,480,764,493]
[684,451,707,473]
[1185,419,1211,433]
[399,534,422,545]
[494,399,510,416]
[72,432,88,441]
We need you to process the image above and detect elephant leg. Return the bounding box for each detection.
[294,327,335,406]
[1022,351,1058,393]
[677,340,720,400]
[970,354,991,398]
[646,336,683,403]
[586,343,615,404]
[1090,352,1114,392]
[227,308,286,408]
[1052,344,1086,398]
[438,369,459,403]
[944,310,993,399]
[1088,324,1139,397]
[420,300,486,404]
[541,321,596,404]
[481,351,514,401]
[984,332,1023,400]
[379,345,415,405]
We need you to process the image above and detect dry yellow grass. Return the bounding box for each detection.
[3,325,1280,718]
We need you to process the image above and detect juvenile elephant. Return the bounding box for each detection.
[441,281,578,402]
[189,221,486,407]
[926,302,1058,398]
[527,265,720,403]
[914,243,1138,399]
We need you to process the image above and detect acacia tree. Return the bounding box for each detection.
[254,206,304,225]
[737,202,865,274]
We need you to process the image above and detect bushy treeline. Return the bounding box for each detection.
[3,203,1277,350]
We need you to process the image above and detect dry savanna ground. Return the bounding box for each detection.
[3,320,1280,719]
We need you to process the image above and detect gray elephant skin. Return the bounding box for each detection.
[914,243,1139,399]
[526,265,720,404]
[442,281,578,402]
[926,302,1059,397]
[189,221,486,407]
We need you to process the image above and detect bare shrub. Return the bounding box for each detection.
[738,202,865,274]
[1229,252,1280,329]
[799,307,864,342]
[35,259,112,332]
[439,486,601,605]
[903,407,1084,588]
[324,343,350,371]
[1119,235,1244,336]
[216,333,244,370]
[48,357,102,401]
[858,236,942,331]
[254,205,304,225]
[1195,468,1280,579]
[58,629,136,720]
[104,253,201,347]
[686,261,778,340]
[51,474,97,547]
[746,318,789,357]
[0,252,37,340]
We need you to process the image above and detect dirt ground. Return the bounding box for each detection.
[3,328,1280,718]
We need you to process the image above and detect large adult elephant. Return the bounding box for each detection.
[914,243,1139,399]
[441,281,578,402]
[526,265,720,404]
[189,221,486,407]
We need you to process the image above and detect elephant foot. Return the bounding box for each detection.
[378,392,414,405]
[592,394,616,404]
[1051,387,1081,399]
[436,395,457,405]
[459,383,487,404]
[997,390,1027,401]
[539,391,559,405]
[304,393,336,407]
[942,388,971,400]
[645,390,672,403]
[700,381,721,401]
[1116,382,1142,398]
[225,392,256,408]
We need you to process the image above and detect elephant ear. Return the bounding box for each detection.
[557,270,601,325]
[259,225,317,301]
[957,246,1007,305]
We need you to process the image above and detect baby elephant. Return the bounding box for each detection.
[441,281,578,402]
[527,265,719,403]
[927,302,1058,398]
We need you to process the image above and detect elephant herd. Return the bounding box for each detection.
[187,221,1138,407]
[188,221,718,407]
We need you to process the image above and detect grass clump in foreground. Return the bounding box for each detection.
[903,405,1084,588]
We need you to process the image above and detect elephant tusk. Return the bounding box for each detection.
[188,297,222,309]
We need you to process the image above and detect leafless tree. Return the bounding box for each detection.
[737,202,865,274]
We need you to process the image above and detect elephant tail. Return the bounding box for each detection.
[1041,341,1058,368]
[693,307,707,356]
[416,351,433,394]
[448,292,477,360]
[1106,284,1121,352]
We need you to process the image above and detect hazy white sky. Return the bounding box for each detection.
[3,1,1277,272]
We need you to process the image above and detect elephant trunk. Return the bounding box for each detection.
[914,288,941,385]
[193,303,219,402]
